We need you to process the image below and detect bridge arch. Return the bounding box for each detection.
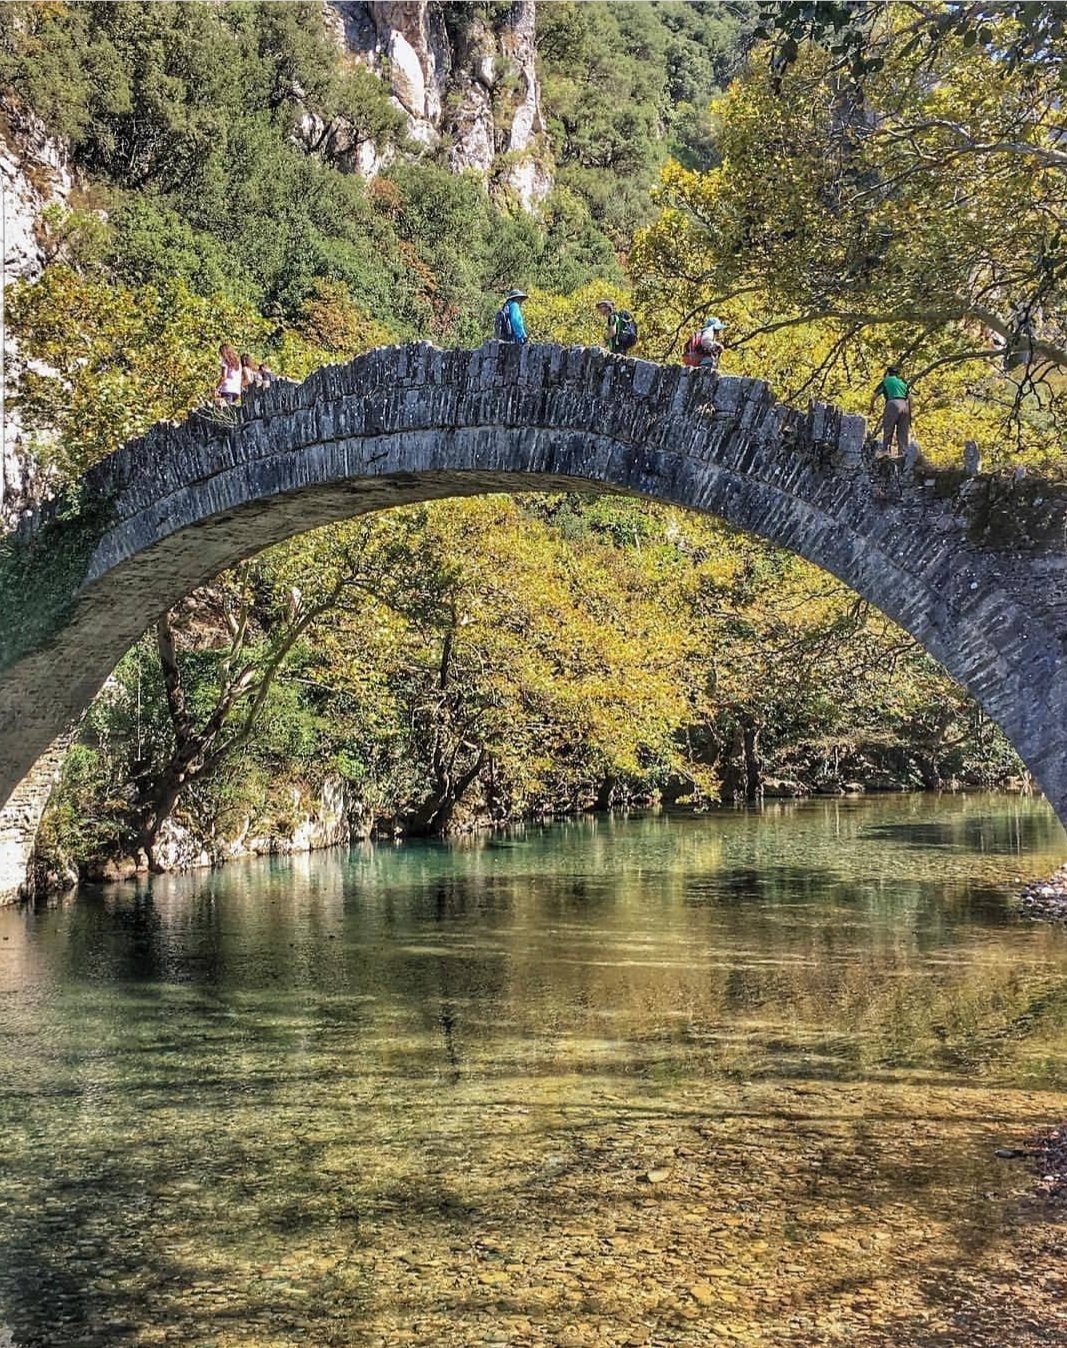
[2,341,1066,898]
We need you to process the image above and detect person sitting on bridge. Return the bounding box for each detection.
[595,299,639,354]
[870,366,913,456]
[495,289,529,345]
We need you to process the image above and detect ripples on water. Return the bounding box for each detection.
[2,794,1067,1346]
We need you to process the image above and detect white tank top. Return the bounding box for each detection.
[220,361,242,395]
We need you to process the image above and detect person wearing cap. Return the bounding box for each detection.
[683,317,725,369]
[868,365,913,455]
[699,317,725,366]
[595,298,622,353]
[498,288,529,344]
[594,297,640,355]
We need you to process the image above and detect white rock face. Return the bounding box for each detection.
[499,0,547,208]
[249,776,356,856]
[121,776,362,880]
[0,106,72,526]
[327,0,551,205]
[389,30,431,120]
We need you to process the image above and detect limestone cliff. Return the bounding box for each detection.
[0,101,71,527]
[327,0,551,207]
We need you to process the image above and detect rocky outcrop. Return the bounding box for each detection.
[0,101,72,527]
[148,775,363,873]
[327,0,551,207]
[83,776,366,885]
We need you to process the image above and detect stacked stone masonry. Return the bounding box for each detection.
[2,342,1066,902]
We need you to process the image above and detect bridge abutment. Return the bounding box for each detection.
[0,734,74,903]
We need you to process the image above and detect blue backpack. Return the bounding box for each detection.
[494,305,513,341]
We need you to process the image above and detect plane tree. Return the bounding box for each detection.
[634,1,1067,457]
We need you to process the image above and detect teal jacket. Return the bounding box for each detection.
[505,298,528,344]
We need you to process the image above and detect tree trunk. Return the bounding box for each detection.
[719,723,746,803]
[743,716,763,802]
[133,762,193,869]
[408,746,487,836]
[915,754,942,791]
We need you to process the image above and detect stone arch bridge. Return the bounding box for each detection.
[2,341,1067,900]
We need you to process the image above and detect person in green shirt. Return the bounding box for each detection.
[869,366,913,455]
[595,299,638,354]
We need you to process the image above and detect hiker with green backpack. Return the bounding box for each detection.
[595,299,639,355]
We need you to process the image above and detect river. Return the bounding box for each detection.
[2,793,1067,1347]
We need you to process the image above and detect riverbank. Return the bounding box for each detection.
[35,781,1045,901]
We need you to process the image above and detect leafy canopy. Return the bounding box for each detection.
[633,4,1067,464]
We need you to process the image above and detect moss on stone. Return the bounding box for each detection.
[0,499,111,671]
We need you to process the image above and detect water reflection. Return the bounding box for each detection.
[1,794,1066,1346]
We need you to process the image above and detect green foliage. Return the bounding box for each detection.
[4,0,1025,872]
[753,0,1062,79]
[0,0,647,338]
[6,264,269,476]
[523,280,631,347]
[536,0,746,243]
[0,2,106,143]
[102,197,253,303]
[634,11,1067,464]
[295,278,395,356]
[0,497,108,668]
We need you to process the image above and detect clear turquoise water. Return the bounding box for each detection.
[2,794,1067,1347]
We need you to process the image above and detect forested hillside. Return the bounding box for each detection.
[0,1,1029,883]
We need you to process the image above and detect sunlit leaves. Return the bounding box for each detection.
[6,265,269,478]
[633,11,1067,465]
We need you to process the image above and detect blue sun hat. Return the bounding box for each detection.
[704,316,725,330]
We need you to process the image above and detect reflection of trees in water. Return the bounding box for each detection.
[2,796,1067,1341]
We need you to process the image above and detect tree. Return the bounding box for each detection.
[132,573,342,868]
[523,280,631,347]
[754,2,1063,82]
[293,497,714,833]
[295,278,395,356]
[6,265,268,479]
[118,515,435,865]
[535,0,745,246]
[633,5,1067,459]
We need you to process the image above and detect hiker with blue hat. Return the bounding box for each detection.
[494,288,529,344]
[682,316,726,369]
